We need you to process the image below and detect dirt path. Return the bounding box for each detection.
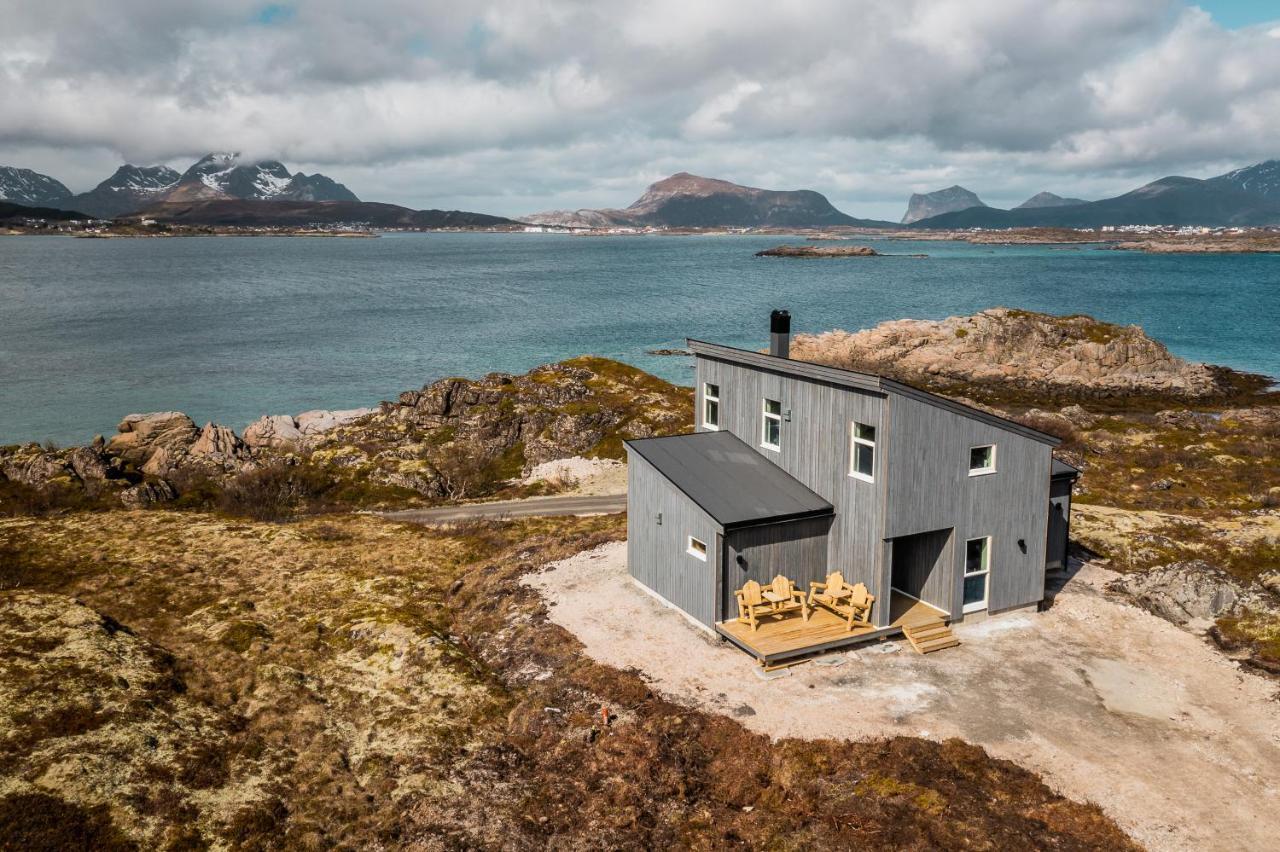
[382,493,625,524]
[526,542,1280,852]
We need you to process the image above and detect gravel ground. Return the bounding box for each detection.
[526,541,1280,852]
[522,456,627,496]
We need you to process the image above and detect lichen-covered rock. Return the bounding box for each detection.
[790,308,1236,400]
[1109,561,1268,629]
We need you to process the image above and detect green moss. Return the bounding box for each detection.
[954,328,968,338]
[1216,610,1280,664]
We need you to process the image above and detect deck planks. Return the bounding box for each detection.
[717,593,944,661]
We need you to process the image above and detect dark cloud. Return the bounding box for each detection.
[1,0,1276,217]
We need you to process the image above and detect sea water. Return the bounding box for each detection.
[1,232,1276,444]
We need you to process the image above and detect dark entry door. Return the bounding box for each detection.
[890,528,953,613]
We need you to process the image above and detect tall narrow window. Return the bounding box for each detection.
[963,537,990,613]
[761,398,782,450]
[702,383,720,430]
[969,444,996,476]
[687,535,708,561]
[850,421,875,482]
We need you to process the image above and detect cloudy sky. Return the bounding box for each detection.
[3,0,1279,219]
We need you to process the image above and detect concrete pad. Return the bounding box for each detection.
[525,542,1280,852]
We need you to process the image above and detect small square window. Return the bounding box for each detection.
[969,444,996,475]
[687,536,708,561]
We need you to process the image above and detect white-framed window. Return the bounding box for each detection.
[850,421,875,482]
[963,536,990,613]
[702,383,720,430]
[761,398,782,450]
[687,535,708,561]
[968,444,997,476]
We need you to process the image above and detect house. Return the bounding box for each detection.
[625,310,1078,663]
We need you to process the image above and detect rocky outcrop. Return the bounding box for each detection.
[243,408,373,450]
[789,308,1237,401]
[755,245,879,257]
[1109,561,1265,629]
[2,358,688,510]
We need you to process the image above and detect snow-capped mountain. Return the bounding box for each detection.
[0,167,72,206]
[172,153,359,203]
[1207,159,1280,202]
[65,165,182,218]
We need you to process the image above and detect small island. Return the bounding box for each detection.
[755,244,880,258]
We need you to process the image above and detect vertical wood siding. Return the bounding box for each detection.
[696,357,888,620]
[626,448,722,626]
[723,517,833,620]
[884,394,1051,619]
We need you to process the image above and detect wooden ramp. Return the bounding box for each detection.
[902,617,959,654]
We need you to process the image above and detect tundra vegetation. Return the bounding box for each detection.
[0,512,1133,849]
[1,308,1276,847]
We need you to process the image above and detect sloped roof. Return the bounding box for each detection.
[625,431,833,529]
[687,339,1061,447]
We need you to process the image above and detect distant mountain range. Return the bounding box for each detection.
[1014,191,1090,210]
[527,173,896,229]
[0,153,517,228]
[7,153,1280,231]
[907,160,1280,228]
[0,167,74,207]
[141,199,514,229]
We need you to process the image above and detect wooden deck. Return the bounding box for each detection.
[717,592,946,665]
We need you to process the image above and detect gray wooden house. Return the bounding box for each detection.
[625,311,1077,663]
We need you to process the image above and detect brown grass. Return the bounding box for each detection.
[0,509,1135,850]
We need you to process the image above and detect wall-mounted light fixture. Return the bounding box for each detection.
[656,512,662,526]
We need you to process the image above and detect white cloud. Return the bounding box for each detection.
[0,0,1276,217]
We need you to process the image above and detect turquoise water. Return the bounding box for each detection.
[1,233,1277,445]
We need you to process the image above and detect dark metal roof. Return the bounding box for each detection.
[686,338,1062,447]
[1051,458,1081,479]
[625,431,834,529]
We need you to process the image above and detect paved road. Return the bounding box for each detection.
[381,493,626,525]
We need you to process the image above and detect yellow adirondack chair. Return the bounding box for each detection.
[735,580,773,632]
[763,575,809,621]
[809,572,875,631]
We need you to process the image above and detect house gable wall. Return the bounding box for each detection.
[884,391,1051,616]
[626,447,722,627]
[695,356,886,617]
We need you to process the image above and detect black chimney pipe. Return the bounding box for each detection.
[770,309,791,358]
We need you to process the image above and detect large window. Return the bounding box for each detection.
[761,398,782,450]
[963,537,990,613]
[702,383,720,430]
[850,421,875,482]
[687,535,708,561]
[969,444,997,476]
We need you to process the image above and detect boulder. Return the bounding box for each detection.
[243,415,304,449]
[295,408,374,435]
[1109,561,1266,629]
[119,479,177,508]
[109,412,199,466]
[189,423,245,460]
